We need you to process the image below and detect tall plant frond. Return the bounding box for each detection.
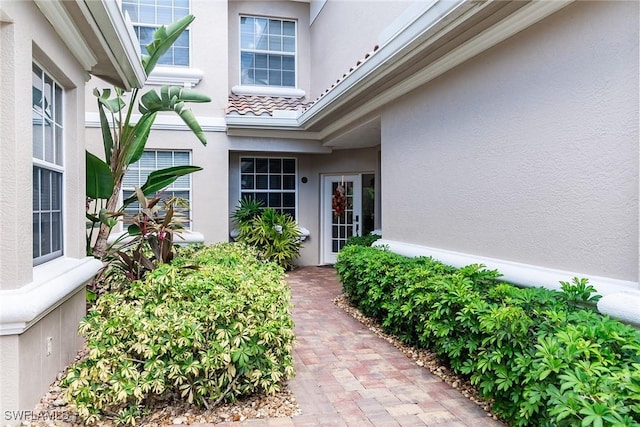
[139,87,210,145]
[142,14,195,75]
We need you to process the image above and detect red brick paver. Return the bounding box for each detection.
[196,266,504,427]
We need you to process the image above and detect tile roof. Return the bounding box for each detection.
[226,94,311,117]
[226,45,380,118]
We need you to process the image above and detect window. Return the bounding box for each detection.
[32,63,64,265]
[121,0,190,67]
[240,16,296,87]
[122,151,193,228]
[240,157,297,218]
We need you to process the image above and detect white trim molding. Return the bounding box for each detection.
[85,112,226,133]
[77,0,146,90]
[0,257,102,335]
[34,0,98,70]
[375,239,640,326]
[146,66,204,88]
[232,85,306,98]
[107,230,205,247]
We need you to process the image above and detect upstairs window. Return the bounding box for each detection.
[240,16,296,87]
[122,0,190,67]
[32,63,64,265]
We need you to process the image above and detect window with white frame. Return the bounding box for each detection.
[32,63,64,265]
[240,157,297,218]
[122,151,193,228]
[121,0,190,67]
[240,16,296,87]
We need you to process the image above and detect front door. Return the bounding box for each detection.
[322,174,362,264]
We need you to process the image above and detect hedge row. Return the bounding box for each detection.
[335,245,640,427]
[63,243,295,425]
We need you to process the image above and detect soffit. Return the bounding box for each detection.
[38,0,145,90]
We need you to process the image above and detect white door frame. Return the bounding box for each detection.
[320,174,362,265]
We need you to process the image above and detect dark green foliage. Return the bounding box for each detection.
[232,199,301,270]
[63,243,295,425]
[344,233,382,247]
[335,245,640,427]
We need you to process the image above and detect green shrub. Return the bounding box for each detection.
[336,245,640,427]
[63,243,295,425]
[232,200,302,270]
[344,233,382,247]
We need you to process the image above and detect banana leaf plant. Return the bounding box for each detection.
[87,14,210,258]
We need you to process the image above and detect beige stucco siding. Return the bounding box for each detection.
[380,1,639,281]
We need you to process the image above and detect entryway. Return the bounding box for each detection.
[321,173,375,264]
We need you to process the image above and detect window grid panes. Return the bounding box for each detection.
[122,0,190,66]
[240,16,296,87]
[122,151,193,229]
[240,157,296,218]
[32,63,63,264]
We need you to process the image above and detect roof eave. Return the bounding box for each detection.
[78,0,146,89]
[35,0,145,90]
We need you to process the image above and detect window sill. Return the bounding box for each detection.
[146,66,204,88]
[107,230,205,246]
[0,257,102,335]
[232,85,306,98]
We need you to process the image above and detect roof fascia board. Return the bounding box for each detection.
[33,0,98,70]
[226,114,301,130]
[226,127,322,141]
[76,0,146,89]
[315,0,574,140]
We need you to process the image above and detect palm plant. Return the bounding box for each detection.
[86,15,210,258]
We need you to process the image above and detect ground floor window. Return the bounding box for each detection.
[32,63,64,265]
[122,150,192,228]
[240,157,297,218]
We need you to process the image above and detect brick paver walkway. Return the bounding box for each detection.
[206,266,504,426]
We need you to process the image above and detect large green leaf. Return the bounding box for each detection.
[142,14,195,75]
[86,151,114,199]
[124,112,157,166]
[121,165,203,207]
[139,87,210,145]
[139,87,210,112]
[95,88,125,114]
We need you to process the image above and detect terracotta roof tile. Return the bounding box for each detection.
[226,94,312,116]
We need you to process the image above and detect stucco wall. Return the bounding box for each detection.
[309,0,410,100]
[380,1,639,282]
[229,147,379,265]
[0,0,96,422]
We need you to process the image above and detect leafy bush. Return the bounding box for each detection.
[63,243,295,425]
[232,199,301,270]
[344,233,382,247]
[335,245,640,427]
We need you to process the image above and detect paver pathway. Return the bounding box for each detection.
[206,266,505,427]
